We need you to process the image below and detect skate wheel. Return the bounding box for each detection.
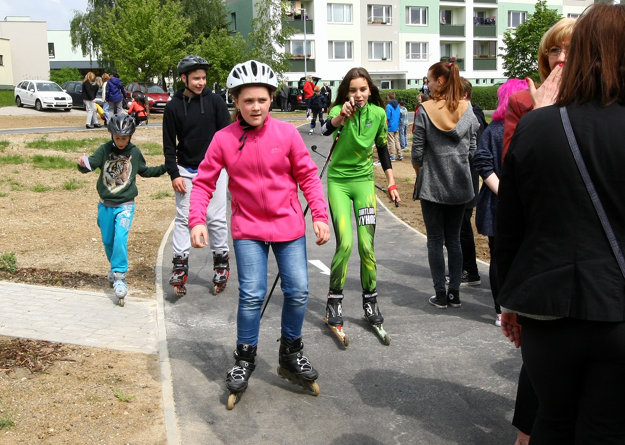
[119,298,125,307]
[342,335,351,347]
[309,382,320,396]
[227,392,237,410]
[212,283,226,295]
[384,334,391,346]
[174,285,186,297]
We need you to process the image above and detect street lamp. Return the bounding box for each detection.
[302,8,307,79]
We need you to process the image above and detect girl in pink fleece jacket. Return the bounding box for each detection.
[189,60,330,404]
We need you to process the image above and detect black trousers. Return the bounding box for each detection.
[520,316,625,444]
[460,207,478,275]
[487,236,500,313]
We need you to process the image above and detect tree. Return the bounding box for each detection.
[70,0,116,62]
[99,0,191,84]
[194,29,247,89]
[500,0,562,81]
[180,0,230,39]
[246,0,295,75]
[50,67,82,85]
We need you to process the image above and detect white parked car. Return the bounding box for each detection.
[14,80,72,112]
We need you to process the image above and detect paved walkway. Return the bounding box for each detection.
[0,281,158,354]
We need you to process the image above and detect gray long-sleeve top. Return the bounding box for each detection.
[411,100,479,205]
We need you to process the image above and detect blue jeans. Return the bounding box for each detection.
[97,203,135,273]
[233,237,309,346]
[399,124,408,149]
[420,200,464,293]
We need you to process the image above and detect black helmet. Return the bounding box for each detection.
[107,114,136,136]
[132,90,145,101]
[177,55,211,75]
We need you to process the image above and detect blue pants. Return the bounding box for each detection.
[97,203,135,273]
[399,124,408,149]
[233,237,309,346]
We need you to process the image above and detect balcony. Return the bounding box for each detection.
[475,0,497,3]
[283,18,314,34]
[441,57,465,71]
[288,58,316,73]
[440,24,465,37]
[474,25,496,38]
[473,57,497,70]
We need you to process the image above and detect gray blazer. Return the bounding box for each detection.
[411,104,479,205]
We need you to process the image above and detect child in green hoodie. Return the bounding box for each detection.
[77,114,166,306]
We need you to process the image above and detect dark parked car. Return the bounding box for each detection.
[61,81,103,109]
[125,82,171,112]
[281,76,321,111]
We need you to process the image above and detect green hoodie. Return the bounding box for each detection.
[78,140,166,204]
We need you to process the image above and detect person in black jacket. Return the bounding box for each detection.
[82,72,101,129]
[162,55,231,296]
[496,5,625,443]
[308,86,326,134]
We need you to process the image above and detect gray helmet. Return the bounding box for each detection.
[107,114,136,137]
[177,55,211,75]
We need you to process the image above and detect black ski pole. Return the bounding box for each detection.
[375,184,399,207]
[260,125,344,319]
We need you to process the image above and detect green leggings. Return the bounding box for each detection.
[328,180,377,293]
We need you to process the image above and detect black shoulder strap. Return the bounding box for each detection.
[560,106,625,279]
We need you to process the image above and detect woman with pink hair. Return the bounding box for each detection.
[474,79,529,326]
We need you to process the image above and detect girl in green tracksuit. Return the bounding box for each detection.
[321,67,401,329]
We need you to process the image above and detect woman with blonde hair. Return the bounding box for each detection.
[82,71,100,129]
[502,18,575,160]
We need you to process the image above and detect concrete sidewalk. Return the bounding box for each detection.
[0,281,157,354]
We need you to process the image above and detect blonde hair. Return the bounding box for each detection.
[95,76,103,87]
[537,18,576,81]
[102,73,110,82]
[83,71,95,83]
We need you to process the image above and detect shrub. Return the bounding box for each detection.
[50,67,82,86]
[0,252,17,273]
[472,85,500,111]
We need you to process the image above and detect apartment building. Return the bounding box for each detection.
[228,0,592,90]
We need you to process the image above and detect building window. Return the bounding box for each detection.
[508,11,527,28]
[406,6,427,25]
[440,9,452,25]
[473,41,497,58]
[567,13,579,19]
[48,43,55,58]
[230,13,237,31]
[286,40,314,58]
[441,43,452,58]
[368,41,392,60]
[406,42,428,60]
[328,41,353,60]
[380,80,392,89]
[0,55,3,66]
[327,3,352,23]
[368,5,392,24]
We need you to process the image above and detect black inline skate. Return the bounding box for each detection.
[226,343,256,410]
[212,251,230,295]
[363,290,391,345]
[277,336,320,396]
[169,254,188,297]
[324,290,350,347]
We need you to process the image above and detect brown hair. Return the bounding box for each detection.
[557,4,625,107]
[537,18,576,82]
[83,71,95,83]
[428,62,463,112]
[332,67,384,108]
[102,73,110,82]
[461,77,472,100]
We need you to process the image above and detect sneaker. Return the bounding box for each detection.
[113,272,127,299]
[107,270,114,286]
[390,156,397,161]
[461,271,481,286]
[398,155,403,161]
[309,128,314,134]
[447,289,462,308]
[495,314,502,327]
[428,293,448,309]
[373,161,381,166]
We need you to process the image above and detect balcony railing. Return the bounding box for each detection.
[283,18,314,34]
[474,24,497,37]
[441,57,465,71]
[288,58,316,73]
[368,16,392,25]
[473,57,497,70]
[440,24,465,37]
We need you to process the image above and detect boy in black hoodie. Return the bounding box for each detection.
[162,55,232,296]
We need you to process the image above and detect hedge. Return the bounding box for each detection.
[380,85,499,112]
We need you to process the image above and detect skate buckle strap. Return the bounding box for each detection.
[296,353,314,372]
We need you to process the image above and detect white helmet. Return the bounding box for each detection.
[227,60,278,91]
